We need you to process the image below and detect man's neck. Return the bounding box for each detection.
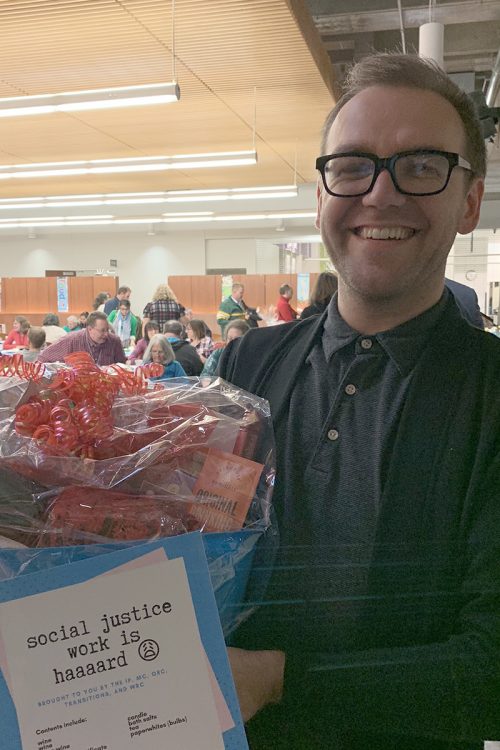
[337,282,445,334]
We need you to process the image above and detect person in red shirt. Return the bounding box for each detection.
[276,284,298,322]
[2,316,30,350]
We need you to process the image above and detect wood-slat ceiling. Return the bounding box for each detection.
[0,0,336,199]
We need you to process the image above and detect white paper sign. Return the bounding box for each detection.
[0,557,225,750]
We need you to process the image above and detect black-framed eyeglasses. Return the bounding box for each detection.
[315,149,473,197]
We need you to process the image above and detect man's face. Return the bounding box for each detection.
[118,290,131,301]
[88,320,110,344]
[316,86,483,313]
[233,286,244,302]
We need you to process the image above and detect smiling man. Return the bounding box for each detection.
[38,311,126,366]
[221,54,500,750]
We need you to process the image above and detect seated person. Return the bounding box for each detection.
[163,320,203,376]
[42,313,67,345]
[186,319,214,364]
[142,334,186,380]
[107,299,139,348]
[201,319,250,377]
[38,311,126,366]
[79,312,89,327]
[23,326,46,362]
[127,320,160,364]
[63,315,82,332]
[2,316,30,350]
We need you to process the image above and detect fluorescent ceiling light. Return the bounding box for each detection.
[0,184,295,210]
[0,151,257,180]
[0,83,180,118]
[0,210,315,229]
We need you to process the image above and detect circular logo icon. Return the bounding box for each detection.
[138,639,160,661]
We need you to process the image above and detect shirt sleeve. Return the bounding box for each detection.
[2,332,17,350]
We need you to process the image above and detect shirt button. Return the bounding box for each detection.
[327,429,339,441]
[345,383,356,395]
[360,338,373,350]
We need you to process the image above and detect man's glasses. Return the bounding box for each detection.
[315,149,473,197]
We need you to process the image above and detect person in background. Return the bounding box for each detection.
[276,284,298,322]
[142,334,186,380]
[163,320,203,376]
[186,319,214,364]
[127,320,160,364]
[2,316,30,350]
[222,53,500,750]
[142,283,186,331]
[63,315,82,332]
[42,314,67,345]
[300,272,339,319]
[79,312,89,327]
[93,291,111,312]
[201,319,250,377]
[22,326,46,362]
[38,311,126,366]
[103,286,131,316]
[217,282,252,336]
[107,299,139,348]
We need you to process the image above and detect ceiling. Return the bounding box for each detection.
[0,0,499,233]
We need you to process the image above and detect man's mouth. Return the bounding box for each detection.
[354,226,416,240]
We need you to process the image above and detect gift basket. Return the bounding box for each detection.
[0,354,276,637]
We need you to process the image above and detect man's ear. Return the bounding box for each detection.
[315,180,323,230]
[457,177,484,235]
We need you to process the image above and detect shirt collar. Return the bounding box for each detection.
[323,289,450,376]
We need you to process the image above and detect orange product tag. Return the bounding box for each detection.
[190,447,263,532]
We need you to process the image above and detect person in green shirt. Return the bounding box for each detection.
[107,299,139,348]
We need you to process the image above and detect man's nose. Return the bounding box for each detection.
[361,167,406,209]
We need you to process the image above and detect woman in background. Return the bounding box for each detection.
[300,271,338,319]
[186,319,214,364]
[93,291,110,312]
[127,320,160,364]
[142,284,186,330]
[3,316,30,350]
[142,334,186,380]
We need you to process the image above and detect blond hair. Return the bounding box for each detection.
[152,284,178,303]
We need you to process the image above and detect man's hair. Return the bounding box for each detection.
[279,284,293,295]
[117,286,131,295]
[43,313,60,327]
[28,326,46,349]
[86,311,108,328]
[143,334,175,366]
[224,319,250,339]
[152,284,178,302]
[163,320,184,337]
[118,299,131,310]
[320,53,486,177]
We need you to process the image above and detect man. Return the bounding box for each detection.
[163,320,203,375]
[107,298,140,348]
[22,326,46,362]
[103,285,131,316]
[216,283,247,336]
[445,277,483,328]
[38,311,126,365]
[275,284,298,322]
[221,54,500,750]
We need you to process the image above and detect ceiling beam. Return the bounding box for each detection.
[314,1,500,35]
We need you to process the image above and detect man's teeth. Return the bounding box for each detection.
[357,227,415,240]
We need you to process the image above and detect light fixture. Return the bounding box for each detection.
[0,83,180,118]
[0,209,315,229]
[0,151,257,180]
[0,184,294,209]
